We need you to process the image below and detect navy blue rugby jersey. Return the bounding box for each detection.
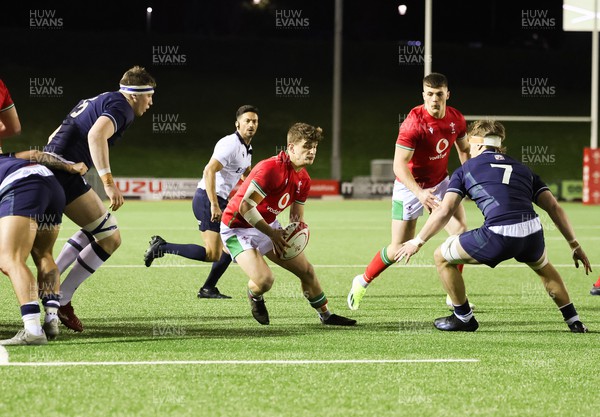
[447,151,549,227]
[45,92,134,168]
[0,155,34,182]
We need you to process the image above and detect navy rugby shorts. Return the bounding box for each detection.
[0,175,65,226]
[192,188,228,233]
[459,225,545,268]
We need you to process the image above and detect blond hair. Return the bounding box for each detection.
[120,66,156,88]
[468,119,507,153]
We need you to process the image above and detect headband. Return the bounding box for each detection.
[469,135,502,147]
[119,84,155,94]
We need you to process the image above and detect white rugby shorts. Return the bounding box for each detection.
[391,176,450,221]
[220,219,282,261]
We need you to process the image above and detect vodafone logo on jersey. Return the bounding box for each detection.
[266,193,291,215]
[436,138,449,154]
[430,138,450,161]
[278,193,291,208]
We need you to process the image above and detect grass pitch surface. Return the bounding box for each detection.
[1,199,599,417]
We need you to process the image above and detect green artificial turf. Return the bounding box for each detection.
[1,200,599,416]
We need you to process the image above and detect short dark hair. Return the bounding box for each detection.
[236,105,259,119]
[423,72,448,89]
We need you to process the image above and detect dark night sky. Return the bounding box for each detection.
[1,0,586,115]
[3,0,566,46]
[0,0,591,181]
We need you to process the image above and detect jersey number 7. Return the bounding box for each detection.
[490,163,513,185]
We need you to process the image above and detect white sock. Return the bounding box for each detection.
[358,275,369,288]
[318,310,332,320]
[61,242,109,305]
[56,230,94,273]
[566,315,580,325]
[44,308,58,323]
[22,314,43,336]
[454,310,474,323]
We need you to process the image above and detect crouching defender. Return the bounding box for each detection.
[44,66,155,332]
[220,123,356,326]
[396,120,591,333]
[0,152,87,345]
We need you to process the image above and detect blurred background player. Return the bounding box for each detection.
[220,123,356,326]
[144,105,259,299]
[0,152,87,345]
[348,73,470,310]
[396,120,590,333]
[44,66,155,332]
[589,277,600,295]
[0,78,22,150]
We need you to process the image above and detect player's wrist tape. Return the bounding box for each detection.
[242,206,264,227]
[97,168,111,176]
[101,173,114,186]
[408,235,426,247]
[572,245,581,253]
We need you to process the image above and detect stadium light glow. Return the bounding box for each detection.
[146,7,152,33]
[398,4,407,15]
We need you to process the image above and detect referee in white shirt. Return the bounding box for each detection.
[144,105,259,299]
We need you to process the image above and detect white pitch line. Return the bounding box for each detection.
[1,358,479,367]
[91,264,599,268]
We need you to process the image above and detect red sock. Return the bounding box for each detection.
[457,264,464,273]
[594,277,600,287]
[364,247,394,283]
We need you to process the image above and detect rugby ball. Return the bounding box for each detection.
[278,222,310,260]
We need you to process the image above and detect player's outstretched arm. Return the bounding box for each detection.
[13,150,88,175]
[535,191,592,274]
[395,192,462,263]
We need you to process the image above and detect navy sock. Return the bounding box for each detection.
[21,303,41,316]
[163,243,206,261]
[454,299,472,318]
[41,294,60,308]
[202,251,232,289]
[559,303,578,322]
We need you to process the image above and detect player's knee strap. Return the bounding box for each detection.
[440,235,462,264]
[527,250,549,271]
[82,212,119,240]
